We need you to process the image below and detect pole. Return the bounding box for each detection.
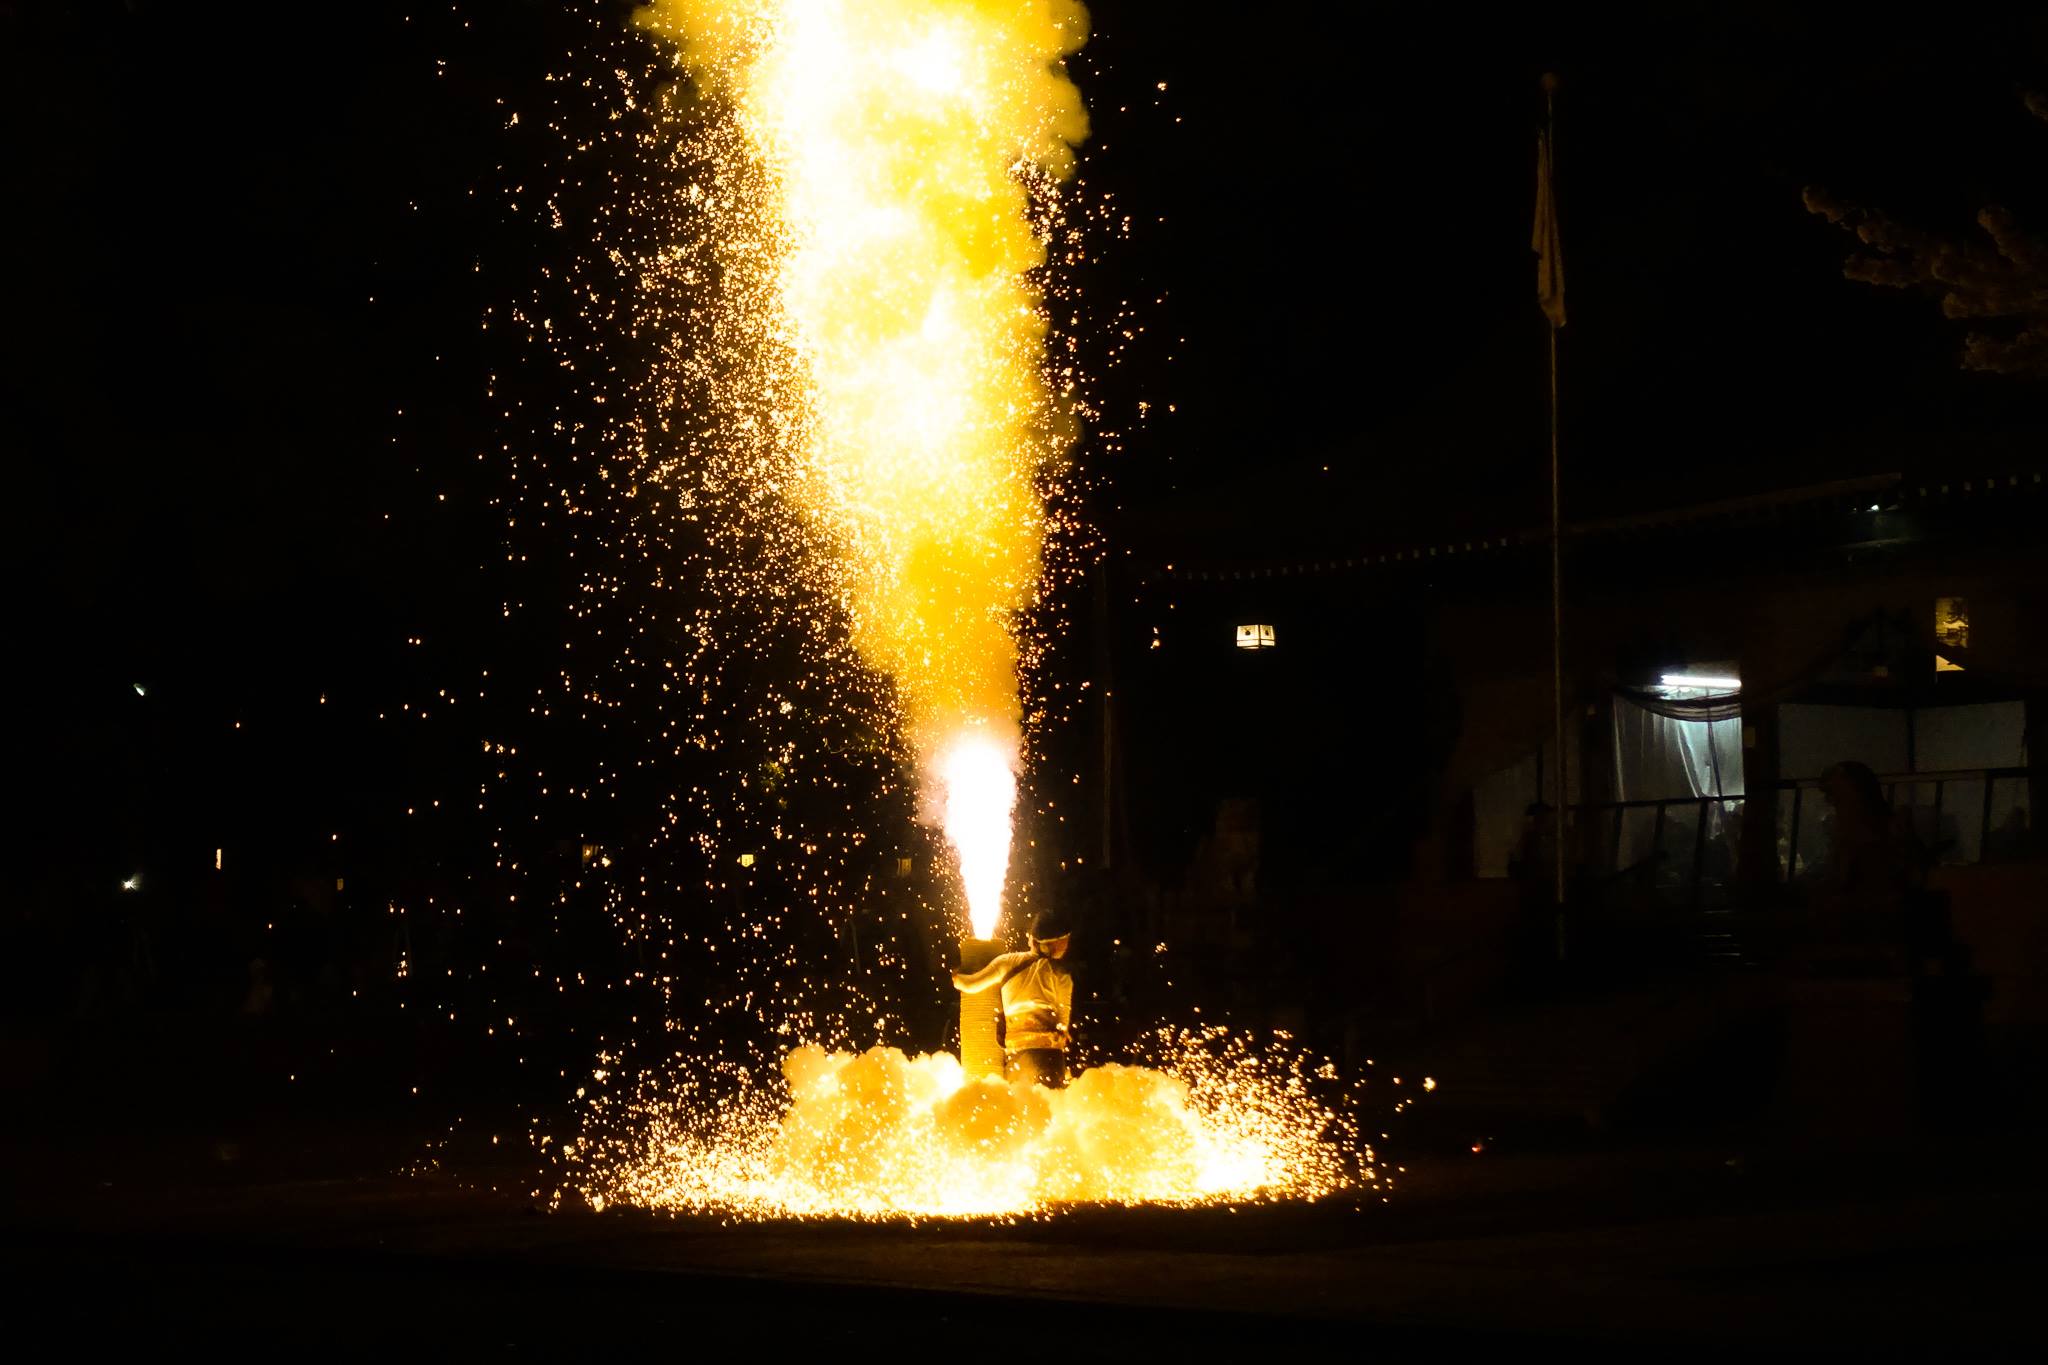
[1095,563,1115,870]
[1545,75,1568,962]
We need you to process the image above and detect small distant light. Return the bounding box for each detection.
[738,852,756,868]
[1868,503,1880,512]
[132,683,146,697]
[214,848,222,871]
[121,875,141,892]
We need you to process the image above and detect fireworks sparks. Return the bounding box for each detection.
[637,0,1088,936]
[563,1029,1381,1218]
[423,0,1105,1013]
[373,2,1414,1219]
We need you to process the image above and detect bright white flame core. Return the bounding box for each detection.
[937,730,1017,939]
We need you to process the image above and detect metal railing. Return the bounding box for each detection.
[1560,795,1745,908]
[1778,766,2035,882]
[1557,766,2035,904]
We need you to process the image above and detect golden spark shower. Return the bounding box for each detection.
[564,1030,1383,1219]
[404,0,1413,1221]
[637,0,1089,940]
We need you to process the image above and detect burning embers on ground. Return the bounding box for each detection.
[560,1030,1384,1219]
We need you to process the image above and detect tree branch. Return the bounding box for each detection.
[1804,91,2048,378]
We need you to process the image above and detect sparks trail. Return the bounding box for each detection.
[542,2,1404,1217]
[443,0,1111,1061]
[409,1,1412,1214]
[636,0,1091,937]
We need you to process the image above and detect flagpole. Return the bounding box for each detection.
[1543,72,1568,961]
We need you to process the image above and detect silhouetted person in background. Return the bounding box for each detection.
[1772,761,1969,1143]
[1507,803,1564,964]
[1812,761,1922,967]
[1509,802,1559,891]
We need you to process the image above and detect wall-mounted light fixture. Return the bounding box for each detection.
[1659,673,1740,691]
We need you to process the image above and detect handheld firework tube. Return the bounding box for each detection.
[957,938,1004,1081]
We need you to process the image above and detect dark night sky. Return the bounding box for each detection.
[1083,4,2047,556]
[3,1,2043,870]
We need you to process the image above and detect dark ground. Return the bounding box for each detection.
[6,1091,2041,1353]
[6,943,2039,1351]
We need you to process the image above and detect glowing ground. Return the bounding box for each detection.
[562,1036,1378,1218]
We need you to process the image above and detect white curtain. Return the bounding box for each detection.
[1613,697,1744,802]
[1778,703,1907,780]
[1612,697,1744,872]
[1672,712,1744,799]
[1915,701,2026,773]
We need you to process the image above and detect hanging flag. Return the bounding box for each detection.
[1533,126,1566,328]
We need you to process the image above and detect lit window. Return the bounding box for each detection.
[1935,597,1969,653]
[1235,624,1276,651]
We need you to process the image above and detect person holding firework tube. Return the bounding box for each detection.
[952,909,1074,1088]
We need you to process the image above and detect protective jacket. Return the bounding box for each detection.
[954,950,1072,1053]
